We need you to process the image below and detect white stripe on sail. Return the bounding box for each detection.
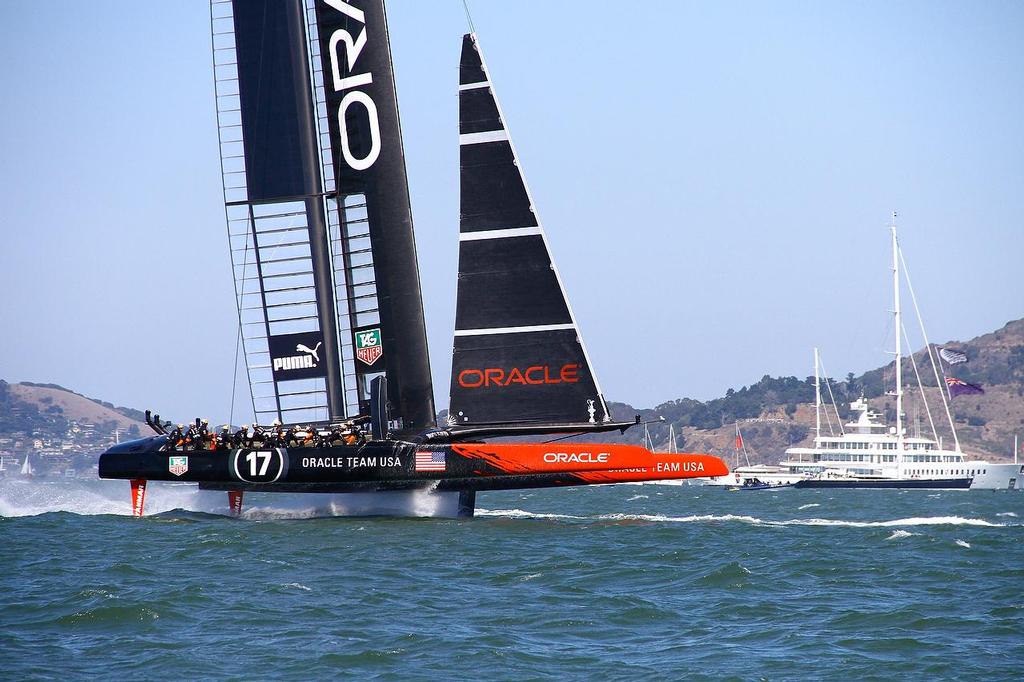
[459,227,542,241]
[459,129,508,145]
[459,81,490,91]
[454,323,575,337]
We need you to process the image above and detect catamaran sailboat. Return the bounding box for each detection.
[98,0,727,517]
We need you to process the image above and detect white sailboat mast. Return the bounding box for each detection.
[814,347,821,443]
[891,214,904,461]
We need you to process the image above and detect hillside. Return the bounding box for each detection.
[0,381,147,435]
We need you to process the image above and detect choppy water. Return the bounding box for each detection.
[2,479,1022,680]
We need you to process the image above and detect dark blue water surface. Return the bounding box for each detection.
[2,480,1022,680]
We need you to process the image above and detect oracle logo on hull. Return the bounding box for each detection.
[543,452,610,464]
[322,0,381,171]
[458,363,580,389]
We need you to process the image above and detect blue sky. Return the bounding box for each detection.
[0,1,1021,424]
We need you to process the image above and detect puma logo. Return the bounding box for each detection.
[296,342,322,363]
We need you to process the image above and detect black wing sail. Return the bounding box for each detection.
[212,0,434,429]
[312,0,435,429]
[448,34,614,432]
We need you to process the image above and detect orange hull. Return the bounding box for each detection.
[451,443,728,481]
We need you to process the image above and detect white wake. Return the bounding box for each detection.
[0,479,464,520]
[477,508,1011,528]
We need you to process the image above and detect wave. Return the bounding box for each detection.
[478,508,1009,528]
[955,539,971,548]
[997,512,1018,518]
[798,503,820,510]
[476,508,586,521]
[886,530,916,540]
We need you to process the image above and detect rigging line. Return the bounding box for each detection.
[230,316,242,427]
[541,431,590,444]
[817,355,845,436]
[901,321,939,444]
[230,224,253,428]
[820,388,836,436]
[461,0,476,35]
[897,244,961,452]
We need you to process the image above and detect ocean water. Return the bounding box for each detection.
[2,479,1022,680]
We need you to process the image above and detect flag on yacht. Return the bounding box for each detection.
[415,451,447,473]
[945,377,984,397]
[939,348,968,365]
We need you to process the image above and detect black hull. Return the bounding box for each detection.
[793,478,972,490]
[99,435,727,496]
[101,438,613,493]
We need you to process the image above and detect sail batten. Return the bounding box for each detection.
[449,34,610,429]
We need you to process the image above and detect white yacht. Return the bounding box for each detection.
[781,397,1021,489]
[782,218,1020,490]
[707,216,1022,491]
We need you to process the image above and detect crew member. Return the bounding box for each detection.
[167,424,184,450]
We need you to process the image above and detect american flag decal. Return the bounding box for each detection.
[415,451,447,472]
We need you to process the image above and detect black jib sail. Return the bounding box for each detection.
[448,34,613,432]
[212,0,434,429]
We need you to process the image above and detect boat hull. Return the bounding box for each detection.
[968,463,1024,490]
[99,435,728,516]
[793,477,972,490]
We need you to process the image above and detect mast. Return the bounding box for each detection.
[892,213,904,465]
[814,347,821,443]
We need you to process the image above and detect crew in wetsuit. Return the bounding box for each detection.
[251,424,267,447]
[218,425,232,449]
[233,425,249,448]
[166,424,184,450]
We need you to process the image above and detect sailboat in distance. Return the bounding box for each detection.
[98,0,727,518]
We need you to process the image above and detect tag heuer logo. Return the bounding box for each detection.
[168,456,189,477]
[355,328,383,366]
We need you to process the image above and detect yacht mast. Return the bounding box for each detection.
[891,214,904,465]
[814,347,821,443]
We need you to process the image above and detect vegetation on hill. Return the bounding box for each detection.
[18,381,148,424]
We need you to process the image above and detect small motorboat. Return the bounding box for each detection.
[727,478,795,491]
